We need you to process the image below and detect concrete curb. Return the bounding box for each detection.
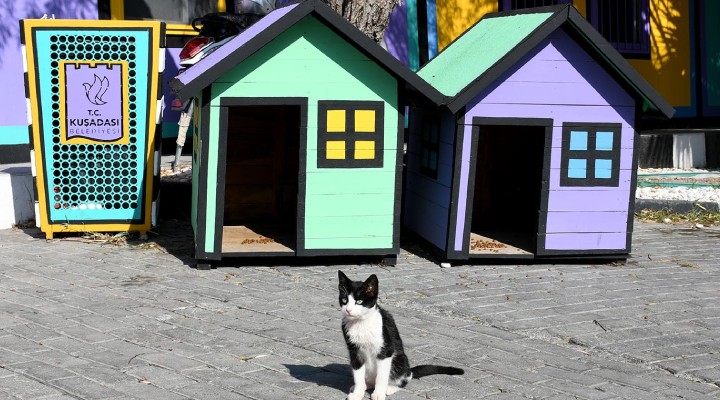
[635,198,720,213]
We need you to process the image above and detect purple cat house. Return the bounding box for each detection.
[403,5,674,262]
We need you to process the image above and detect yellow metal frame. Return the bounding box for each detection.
[23,19,163,238]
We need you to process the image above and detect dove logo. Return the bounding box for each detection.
[60,61,129,144]
[83,74,110,106]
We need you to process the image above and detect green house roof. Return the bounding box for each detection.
[418,11,554,97]
[417,5,675,118]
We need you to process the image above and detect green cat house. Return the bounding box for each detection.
[170,0,441,268]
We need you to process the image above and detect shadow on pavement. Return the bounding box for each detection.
[284,363,352,393]
[134,218,196,264]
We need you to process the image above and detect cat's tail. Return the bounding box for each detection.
[410,365,465,379]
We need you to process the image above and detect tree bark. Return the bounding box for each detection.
[322,0,401,43]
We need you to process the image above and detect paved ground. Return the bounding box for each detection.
[1,220,719,400]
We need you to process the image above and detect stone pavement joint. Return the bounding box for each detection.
[0,220,719,399]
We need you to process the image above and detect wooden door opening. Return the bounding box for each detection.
[221,105,300,254]
[469,124,545,256]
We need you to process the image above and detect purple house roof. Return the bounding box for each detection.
[169,0,443,103]
[418,5,675,118]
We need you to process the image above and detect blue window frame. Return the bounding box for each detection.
[560,123,621,187]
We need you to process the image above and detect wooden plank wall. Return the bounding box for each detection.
[202,17,399,253]
[403,108,456,251]
[461,30,636,253]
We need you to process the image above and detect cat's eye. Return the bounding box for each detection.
[341,298,348,304]
[355,299,363,305]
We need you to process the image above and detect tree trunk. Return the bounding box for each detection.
[322,0,401,43]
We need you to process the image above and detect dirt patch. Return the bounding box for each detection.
[161,163,192,183]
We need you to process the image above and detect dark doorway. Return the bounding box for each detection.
[469,124,545,256]
[221,105,300,253]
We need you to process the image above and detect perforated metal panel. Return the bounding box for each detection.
[23,20,163,237]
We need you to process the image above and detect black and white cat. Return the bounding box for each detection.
[338,271,464,400]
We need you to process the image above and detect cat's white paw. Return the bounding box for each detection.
[385,385,400,395]
[370,391,386,400]
[347,391,365,400]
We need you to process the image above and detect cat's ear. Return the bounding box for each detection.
[338,271,349,291]
[362,274,379,297]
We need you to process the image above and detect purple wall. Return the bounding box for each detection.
[457,30,635,252]
[162,47,184,138]
[1,0,97,145]
[384,0,409,66]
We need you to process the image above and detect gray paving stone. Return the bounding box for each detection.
[124,365,195,389]
[537,378,615,399]
[136,351,209,372]
[110,380,190,400]
[481,375,561,398]
[0,335,48,355]
[181,367,257,389]
[423,383,499,400]
[2,221,720,399]
[655,386,720,400]
[3,323,65,343]
[190,353,264,375]
[535,365,608,387]
[7,361,77,382]
[45,376,125,399]
[473,359,548,384]
[40,337,97,357]
[28,351,91,370]
[583,368,670,392]
[70,313,129,333]
[0,374,63,399]
[79,349,135,369]
[229,381,307,400]
[174,383,251,399]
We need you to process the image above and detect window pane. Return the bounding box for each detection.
[595,159,612,178]
[354,140,375,160]
[327,110,346,132]
[326,140,346,159]
[570,131,588,151]
[567,158,587,178]
[596,131,614,151]
[355,110,376,133]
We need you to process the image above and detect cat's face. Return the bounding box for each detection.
[338,271,378,320]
